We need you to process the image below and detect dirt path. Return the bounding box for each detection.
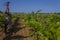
[0,27,33,40]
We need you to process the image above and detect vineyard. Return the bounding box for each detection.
[0,12,60,40]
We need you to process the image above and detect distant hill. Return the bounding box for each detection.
[0,11,3,13]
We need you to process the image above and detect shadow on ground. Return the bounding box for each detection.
[3,17,34,40]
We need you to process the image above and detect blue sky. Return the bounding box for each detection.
[0,0,60,13]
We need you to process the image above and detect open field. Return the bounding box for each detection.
[0,12,60,40]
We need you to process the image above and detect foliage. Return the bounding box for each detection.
[0,12,60,40]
